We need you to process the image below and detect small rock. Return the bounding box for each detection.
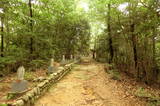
[54,73,58,75]
[47,76,52,81]
[37,82,46,88]
[30,97,35,104]
[22,95,29,102]
[13,100,24,106]
[37,87,40,94]
[32,88,38,94]
[58,67,64,70]
[57,70,62,73]
[33,77,46,82]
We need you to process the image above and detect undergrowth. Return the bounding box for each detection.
[104,63,121,81]
[135,87,160,106]
[24,71,35,81]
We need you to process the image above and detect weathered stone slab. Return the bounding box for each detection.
[47,66,58,74]
[17,66,25,80]
[11,80,28,93]
[10,66,29,94]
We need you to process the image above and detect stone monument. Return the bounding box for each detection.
[11,66,28,93]
[61,55,67,66]
[47,58,57,74]
[70,55,73,60]
[62,55,65,61]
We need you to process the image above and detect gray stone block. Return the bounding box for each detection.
[14,100,24,106]
[11,80,28,93]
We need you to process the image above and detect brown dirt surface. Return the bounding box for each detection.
[34,60,148,106]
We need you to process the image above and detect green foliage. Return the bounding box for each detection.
[110,70,121,80]
[0,0,91,75]
[148,98,160,106]
[135,87,152,98]
[92,0,160,84]
[0,57,16,67]
[104,62,120,81]
[7,93,17,100]
[29,60,46,69]
[24,71,35,81]
[0,57,17,76]
[106,68,121,81]
[135,87,160,106]
[0,104,8,106]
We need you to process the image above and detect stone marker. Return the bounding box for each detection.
[17,66,25,80]
[11,66,28,93]
[62,55,65,61]
[47,58,56,74]
[61,55,67,66]
[70,55,73,60]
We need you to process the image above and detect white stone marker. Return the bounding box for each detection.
[47,58,55,74]
[17,66,25,80]
[70,55,73,60]
[50,58,54,67]
[11,66,28,93]
[61,55,67,66]
[62,55,65,61]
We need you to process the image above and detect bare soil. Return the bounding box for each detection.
[34,61,149,106]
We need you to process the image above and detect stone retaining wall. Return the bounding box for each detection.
[7,62,77,106]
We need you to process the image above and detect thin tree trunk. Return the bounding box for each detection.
[128,1,138,72]
[152,28,156,65]
[29,0,33,54]
[1,17,4,57]
[108,4,113,63]
[5,14,10,51]
[131,23,137,68]
[152,26,158,82]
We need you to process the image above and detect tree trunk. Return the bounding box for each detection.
[131,23,137,68]
[5,13,10,51]
[108,4,114,63]
[1,17,4,57]
[152,27,156,66]
[29,0,33,54]
[152,26,158,82]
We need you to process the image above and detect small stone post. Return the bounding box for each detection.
[11,66,28,93]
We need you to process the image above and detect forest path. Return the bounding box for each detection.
[34,60,146,106]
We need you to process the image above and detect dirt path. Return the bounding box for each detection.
[34,61,146,106]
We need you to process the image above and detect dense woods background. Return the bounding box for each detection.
[0,0,160,85]
[93,0,160,85]
[0,0,90,76]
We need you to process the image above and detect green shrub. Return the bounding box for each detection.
[107,69,121,80]
[29,59,46,69]
[135,87,152,98]
[24,71,35,81]
[0,104,8,106]
[135,87,160,106]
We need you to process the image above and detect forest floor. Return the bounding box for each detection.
[34,59,160,106]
